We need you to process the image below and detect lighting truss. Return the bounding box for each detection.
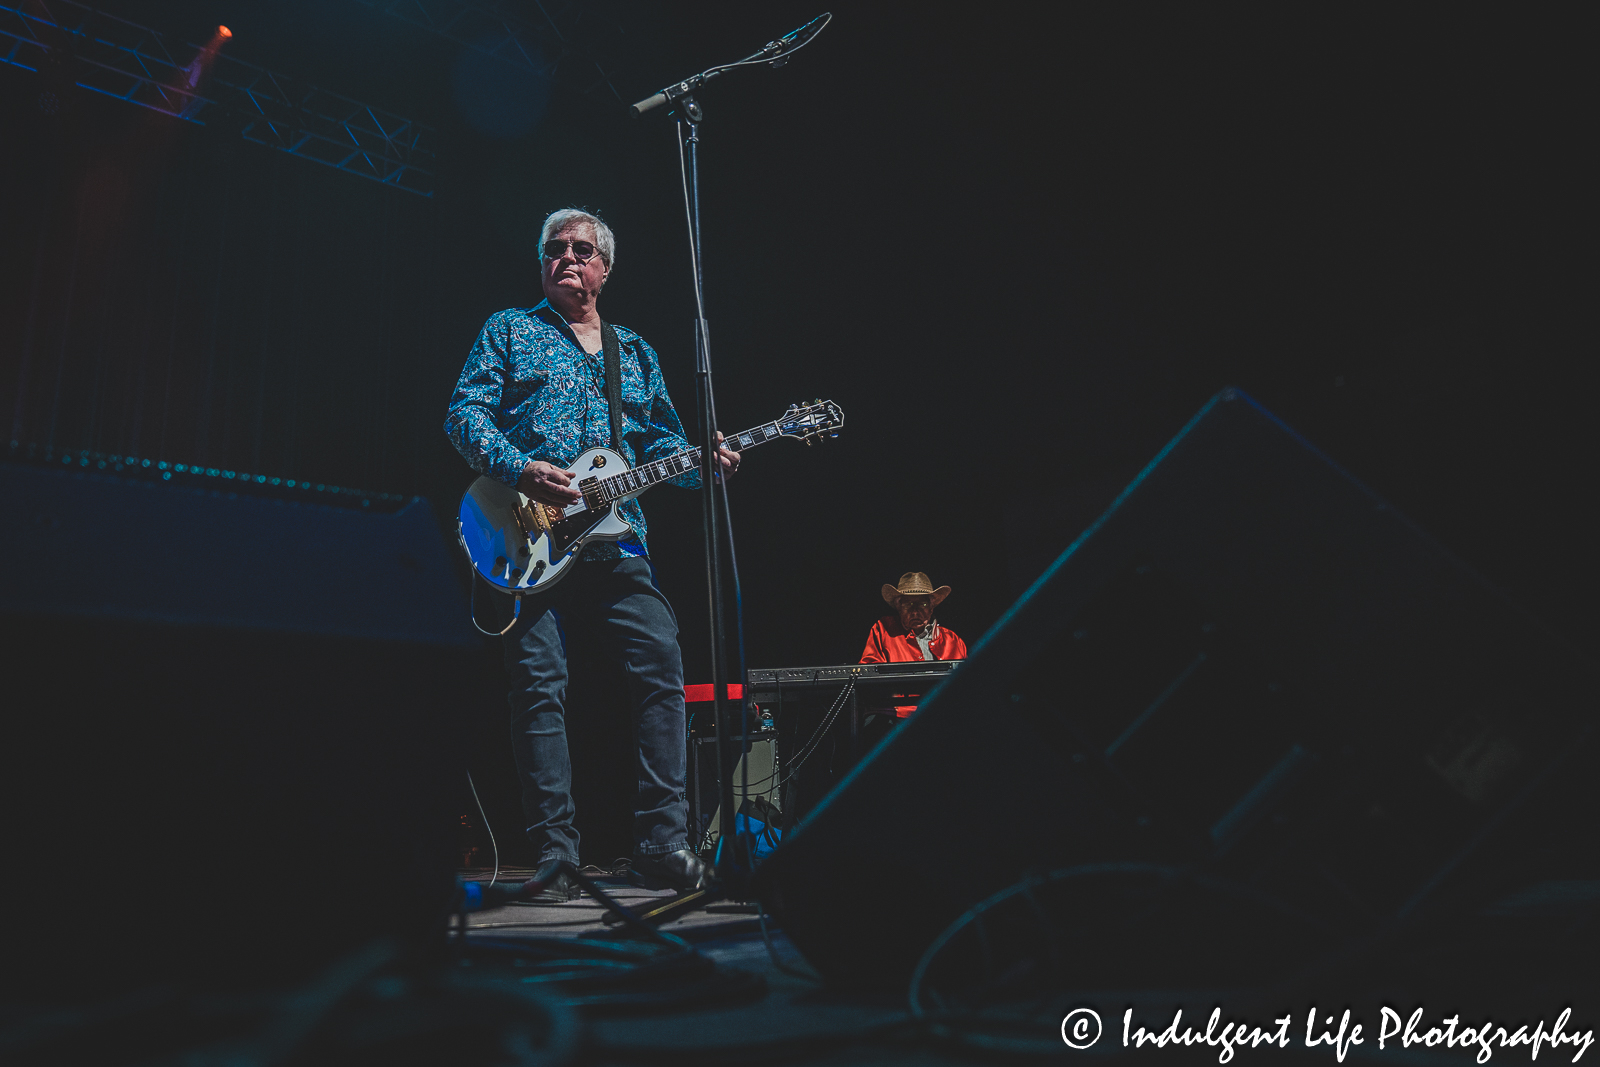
[0,0,435,196]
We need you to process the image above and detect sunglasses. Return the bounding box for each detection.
[543,238,600,263]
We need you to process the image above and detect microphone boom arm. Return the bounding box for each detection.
[629,13,831,119]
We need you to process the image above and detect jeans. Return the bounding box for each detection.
[498,555,688,866]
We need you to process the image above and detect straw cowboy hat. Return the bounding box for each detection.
[881,571,951,607]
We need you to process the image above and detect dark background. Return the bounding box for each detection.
[3,3,1594,865]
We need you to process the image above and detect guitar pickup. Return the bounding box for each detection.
[576,477,604,511]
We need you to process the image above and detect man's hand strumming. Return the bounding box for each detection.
[518,460,582,505]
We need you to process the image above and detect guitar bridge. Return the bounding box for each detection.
[515,500,565,537]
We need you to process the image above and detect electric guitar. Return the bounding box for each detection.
[457,399,843,595]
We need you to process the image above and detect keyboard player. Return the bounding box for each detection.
[859,572,969,732]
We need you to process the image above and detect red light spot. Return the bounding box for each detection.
[217,25,232,38]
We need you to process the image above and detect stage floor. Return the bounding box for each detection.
[456,870,960,1065]
[455,868,1600,1066]
[3,867,1593,1064]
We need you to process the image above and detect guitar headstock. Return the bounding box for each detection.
[777,399,844,445]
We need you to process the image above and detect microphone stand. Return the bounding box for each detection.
[632,15,831,902]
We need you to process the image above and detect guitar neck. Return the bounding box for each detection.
[594,421,784,502]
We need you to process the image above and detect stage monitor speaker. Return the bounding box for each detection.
[0,454,477,997]
[754,388,1595,991]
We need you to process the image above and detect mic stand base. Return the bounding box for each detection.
[600,884,725,929]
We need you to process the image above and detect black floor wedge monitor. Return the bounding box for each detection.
[755,388,1595,991]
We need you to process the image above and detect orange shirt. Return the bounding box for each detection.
[859,617,968,717]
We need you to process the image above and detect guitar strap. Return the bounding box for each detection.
[598,321,649,454]
[599,320,624,453]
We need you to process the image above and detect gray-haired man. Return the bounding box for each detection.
[445,208,739,897]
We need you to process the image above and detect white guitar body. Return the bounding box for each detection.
[456,400,844,597]
[458,447,635,594]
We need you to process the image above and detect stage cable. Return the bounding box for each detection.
[714,385,754,860]
[679,123,700,759]
[466,771,499,887]
[758,907,821,982]
[700,14,831,80]
[718,681,854,796]
[675,122,705,323]
[468,571,522,636]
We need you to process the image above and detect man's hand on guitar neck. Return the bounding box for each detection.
[518,433,737,505]
[518,460,582,506]
[714,431,741,481]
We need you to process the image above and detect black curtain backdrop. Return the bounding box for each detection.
[3,3,1594,863]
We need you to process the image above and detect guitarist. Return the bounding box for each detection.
[444,208,739,900]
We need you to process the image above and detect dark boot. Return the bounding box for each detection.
[521,859,583,903]
[629,849,709,892]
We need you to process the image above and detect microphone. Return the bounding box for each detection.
[630,76,704,120]
[629,91,668,119]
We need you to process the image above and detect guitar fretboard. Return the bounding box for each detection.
[594,421,786,502]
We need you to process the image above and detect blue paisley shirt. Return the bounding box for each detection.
[445,301,699,559]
